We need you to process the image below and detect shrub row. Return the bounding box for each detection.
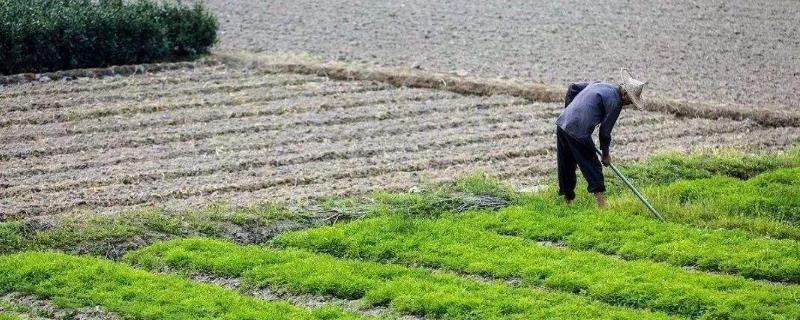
[0,251,366,320]
[125,238,675,319]
[0,0,218,75]
[275,215,800,319]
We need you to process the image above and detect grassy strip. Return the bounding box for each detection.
[656,168,799,222]
[611,147,800,188]
[534,148,800,239]
[458,203,800,283]
[275,215,800,319]
[126,237,675,319]
[607,167,800,239]
[0,251,369,320]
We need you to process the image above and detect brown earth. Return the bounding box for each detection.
[2,59,799,219]
[204,0,800,108]
[0,292,119,320]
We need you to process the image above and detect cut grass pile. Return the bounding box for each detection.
[275,215,800,319]
[125,238,674,319]
[0,251,368,320]
[0,0,217,74]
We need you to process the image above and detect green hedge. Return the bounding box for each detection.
[0,0,218,75]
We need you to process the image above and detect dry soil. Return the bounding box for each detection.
[205,0,800,108]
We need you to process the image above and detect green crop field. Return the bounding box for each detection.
[0,148,798,319]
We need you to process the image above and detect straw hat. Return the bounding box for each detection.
[620,69,646,110]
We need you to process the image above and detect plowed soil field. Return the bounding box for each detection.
[2,63,799,218]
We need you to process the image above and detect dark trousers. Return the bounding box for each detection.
[556,126,605,200]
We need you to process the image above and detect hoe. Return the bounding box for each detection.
[595,148,665,221]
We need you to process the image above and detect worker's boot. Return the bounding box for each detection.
[594,192,606,208]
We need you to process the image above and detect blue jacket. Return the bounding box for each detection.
[555,82,622,155]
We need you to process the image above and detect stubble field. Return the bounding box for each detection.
[2,58,799,218]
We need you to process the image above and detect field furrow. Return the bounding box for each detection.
[0,292,120,320]
[1,86,454,143]
[1,94,519,160]
[0,79,384,128]
[0,107,708,196]
[0,99,554,177]
[2,137,553,216]
[191,274,416,319]
[1,117,545,194]
[0,68,312,112]
[0,64,239,102]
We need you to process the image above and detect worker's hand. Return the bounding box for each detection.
[601,154,611,166]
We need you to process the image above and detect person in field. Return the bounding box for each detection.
[555,70,646,208]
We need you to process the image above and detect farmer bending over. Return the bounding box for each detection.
[555,70,646,207]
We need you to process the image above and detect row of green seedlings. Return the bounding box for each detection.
[617,167,800,239]
[602,148,800,238]
[274,214,800,319]
[123,238,674,319]
[471,203,800,283]
[369,158,800,283]
[0,251,367,320]
[2,163,798,281]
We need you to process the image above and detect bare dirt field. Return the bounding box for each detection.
[2,59,799,218]
[206,0,800,108]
